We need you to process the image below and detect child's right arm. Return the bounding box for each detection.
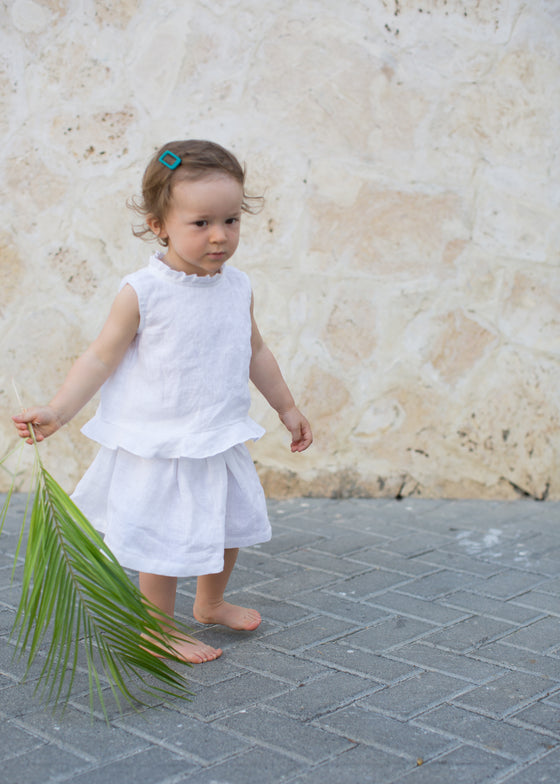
[13,284,140,444]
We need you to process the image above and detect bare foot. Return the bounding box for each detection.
[145,631,222,664]
[193,600,262,631]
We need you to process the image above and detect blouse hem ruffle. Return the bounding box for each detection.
[80,416,265,459]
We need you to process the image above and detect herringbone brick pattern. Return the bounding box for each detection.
[1,495,559,783]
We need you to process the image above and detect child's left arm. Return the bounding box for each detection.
[249,297,312,453]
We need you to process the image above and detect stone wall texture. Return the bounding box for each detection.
[0,0,558,500]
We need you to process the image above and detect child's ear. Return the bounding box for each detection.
[146,214,166,239]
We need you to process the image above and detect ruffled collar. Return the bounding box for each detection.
[148,251,224,287]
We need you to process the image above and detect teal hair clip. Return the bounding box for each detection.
[158,150,181,170]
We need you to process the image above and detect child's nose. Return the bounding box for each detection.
[210,224,227,243]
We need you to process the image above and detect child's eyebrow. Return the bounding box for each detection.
[191,209,242,218]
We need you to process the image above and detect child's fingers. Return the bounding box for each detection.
[290,422,313,452]
[12,411,49,442]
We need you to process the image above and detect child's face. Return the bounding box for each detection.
[149,174,244,276]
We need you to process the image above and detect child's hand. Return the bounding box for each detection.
[279,407,313,453]
[12,407,63,445]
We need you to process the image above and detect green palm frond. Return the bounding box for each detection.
[0,431,194,718]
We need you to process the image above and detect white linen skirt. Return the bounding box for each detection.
[71,443,271,577]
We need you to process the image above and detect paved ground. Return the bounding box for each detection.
[1,495,560,784]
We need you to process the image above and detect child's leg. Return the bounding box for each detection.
[193,548,261,631]
[139,572,222,663]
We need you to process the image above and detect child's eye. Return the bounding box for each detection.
[226,217,239,225]
[194,220,208,227]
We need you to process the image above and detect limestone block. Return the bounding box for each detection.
[10,0,51,34]
[93,0,140,28]
[309,184,469,280]
[0,235,24,319]
[446,348,559,501]
[428,310,498,386]
[500,270,560,355]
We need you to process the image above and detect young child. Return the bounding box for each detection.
[13,140,312,664]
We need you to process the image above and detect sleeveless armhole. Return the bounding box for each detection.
[119,275,145,333]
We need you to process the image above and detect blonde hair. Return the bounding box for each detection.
[130,140,263,245]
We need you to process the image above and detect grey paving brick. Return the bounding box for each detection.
[512,700,560,738]
[185,671,290,720]
[442,529,517,560]
[234,548,303,579]
[1,676,80,720]
[277,549,368,577]
[0,574,21,600]
[0,570,20,594]
[512,590,560,617]
[14,705,148,763]
[262,616,360,652]
[215,705,354,762]
[480,547,560,579]
[69,746,199,784]
[498,746,560,784]
[500,617,560,654]
[347,547,439,576]
[0,551,18,569]
[416,499,534,526]
[253,568,340,599]
[345,616,434,653]
[397,743,515,783]
[317,703,455,760]
[419,549,503,576]
[442,590,544,624]
[475,641,560,680]
[361,670,472,720]
[341,616,435,652]
[288,743,411,783]
[0,560,24,585]
[472,571,548,600]
[0,742,89,784]
[390,642,505,683]
[327,568,413,598]
[383,531,455,558]
[265,671,380,720]
[369,591,469,625]
[0,639,51,682]
[422,614,516,652]
[0,720,45,761]
[178,746,305,783]
[67,682,150,723]
[537,576,560,596]
[291,589,391,625]
[114,706,249,763]
[453,672,559,718]
[369,501,445,529]
[415,703,556,760]
[304,642,418,683]
[227,642,330,683]
[0,606,15,634]
[398,569,478,599]
[311,530,388,556]
[257,529,326,555]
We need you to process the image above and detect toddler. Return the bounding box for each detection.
[13,140,312,663]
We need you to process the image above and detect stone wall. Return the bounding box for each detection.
[1,0,558,499]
